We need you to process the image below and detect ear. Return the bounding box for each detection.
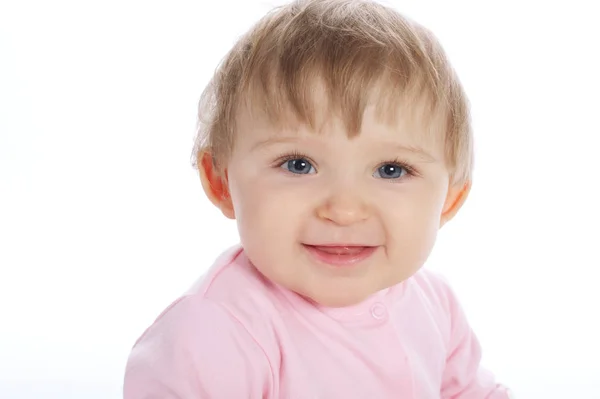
[198,150,235,219]
[440,180,471,227]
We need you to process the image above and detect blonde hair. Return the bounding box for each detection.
[192,0,473,185]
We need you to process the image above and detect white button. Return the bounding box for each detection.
[370,302,387,320]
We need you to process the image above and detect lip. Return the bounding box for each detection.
[302,244,378,267]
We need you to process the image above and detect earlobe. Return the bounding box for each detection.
[198,151,235,219]
[440,181,471,227]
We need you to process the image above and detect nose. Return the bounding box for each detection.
[316,187,370,226]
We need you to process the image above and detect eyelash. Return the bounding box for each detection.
[274,151,316,168]
[274,153,419,178]
[377,158,419,178]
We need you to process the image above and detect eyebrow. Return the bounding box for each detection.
[250,136,302,151]
[387,143,437,162]
[251,136,437,162]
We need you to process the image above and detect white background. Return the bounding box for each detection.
[1,0,599,398]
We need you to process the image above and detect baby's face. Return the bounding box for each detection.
[225,101,456,307]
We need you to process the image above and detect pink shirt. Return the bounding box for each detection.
[124,246,511,398]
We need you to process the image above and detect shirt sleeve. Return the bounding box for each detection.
[440,283,513,399]
[123,295,273,399]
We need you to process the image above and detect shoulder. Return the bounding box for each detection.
[133,244,283,355]
[130,294,250,350]
[187,245,284,334]
[400,268,466,339]
[407,267,457,311]
[188,245,273,300]
[124,246,278,397]
[125,294,275,398]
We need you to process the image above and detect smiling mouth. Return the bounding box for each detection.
[302,244,378,267]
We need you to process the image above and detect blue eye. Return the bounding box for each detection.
[281,158,315,174]
[374,163,408,179]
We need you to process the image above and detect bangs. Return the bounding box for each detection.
[236,5,447,137]
[241,57,442,138]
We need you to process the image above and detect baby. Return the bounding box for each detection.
[124,0,512,397]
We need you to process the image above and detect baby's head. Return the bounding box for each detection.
[193,0,473,307]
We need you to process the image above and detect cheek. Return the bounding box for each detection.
[388,203,438,244]
[384,182,446,257]
[227,174,310,290]
[228,174,307,241]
